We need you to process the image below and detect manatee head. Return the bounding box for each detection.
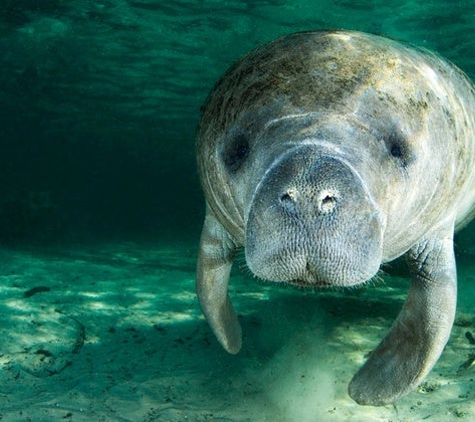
[196,31,428,288]
[197,30,443,288]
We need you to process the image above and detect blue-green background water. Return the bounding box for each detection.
[1,1,475,420]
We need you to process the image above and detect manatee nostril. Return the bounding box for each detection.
[280,189,297,203]
[279,189,299,214]
[318,190,338,213]
[280,193,292,203]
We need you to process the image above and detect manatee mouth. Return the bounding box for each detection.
[289,278,331,288]
[289,261,333,287]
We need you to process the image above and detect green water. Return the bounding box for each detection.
[1,1,475,420]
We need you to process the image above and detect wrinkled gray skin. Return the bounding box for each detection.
[196,30,475,406]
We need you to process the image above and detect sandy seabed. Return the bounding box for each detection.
[0,240,474,421]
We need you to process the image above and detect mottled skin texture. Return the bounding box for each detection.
[196,30,475,405]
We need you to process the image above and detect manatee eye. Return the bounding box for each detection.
[390,145,402,158]
[223,134,250,172]
[384,131,413,169]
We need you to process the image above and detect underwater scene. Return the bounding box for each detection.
[1,1,475,420]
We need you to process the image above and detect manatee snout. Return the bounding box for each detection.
[245,146,383,287]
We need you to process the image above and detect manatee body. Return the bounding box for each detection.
[195,30,475,406]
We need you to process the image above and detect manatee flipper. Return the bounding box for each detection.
[196,207,241,354]
[349,225,457,405]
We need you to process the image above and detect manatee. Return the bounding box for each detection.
[195,30,475,406]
